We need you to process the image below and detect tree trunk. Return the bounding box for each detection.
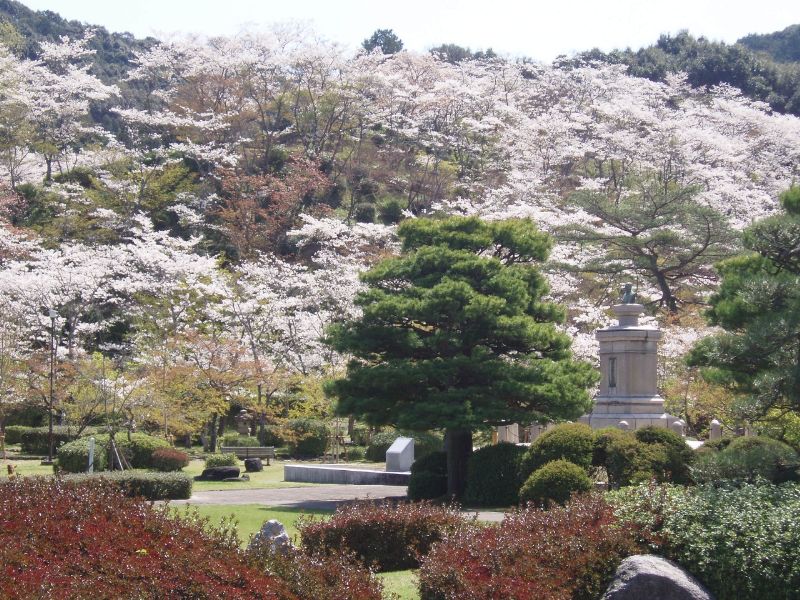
[444,427,473,499]
[208,415,219,452]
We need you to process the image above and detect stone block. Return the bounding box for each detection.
[386,437,414,472]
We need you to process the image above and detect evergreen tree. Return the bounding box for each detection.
[689,186,800,419]
[361,29,403,54]
[326,216,597,498]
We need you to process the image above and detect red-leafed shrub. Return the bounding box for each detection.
[0,477,296,600]
[418,494,642,600]
[247,541,384,600]
[151,447,190,471]
[299,501,466,571]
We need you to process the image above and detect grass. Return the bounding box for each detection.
[177,503,333,545]
[378,570,420,600]
[181,503,420,599]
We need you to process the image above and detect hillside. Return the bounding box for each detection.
[739,24,800,63]
[0,0,157,82]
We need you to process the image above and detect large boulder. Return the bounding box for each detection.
[602,555,714,600]
[195,466,240,481]
[248,519,293,555]
[244,458,263,472]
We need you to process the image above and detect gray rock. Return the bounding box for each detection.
[248,519,293,555]
[194,466,240,481]
[602,555,714,600]
[244,457,263,472]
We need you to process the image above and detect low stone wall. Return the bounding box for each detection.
[284,464,410,485]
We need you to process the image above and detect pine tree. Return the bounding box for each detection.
[326,216,597,498]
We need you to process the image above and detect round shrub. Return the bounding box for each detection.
[57,436,108,473]
[205,453,238,468]
[221,433,260,447]
[378,199,404,225]
[343,445,367,461]
[463,443,527,507]
[520,423,594,481]
[366,430,443,463]
[702,436,734,452]
[151,448,190,471]
[603,434,665,488]
[519,459,592,506]
[287,419,330,458]
[408,451,448,501]
[592,427,631,467]
[635,425,694,484]
[124,433,170,468]
[692,435,799,484]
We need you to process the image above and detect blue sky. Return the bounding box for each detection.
[19,0,800,61]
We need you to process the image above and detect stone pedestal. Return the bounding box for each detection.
[385,437,414,472]
[581,303,678,431]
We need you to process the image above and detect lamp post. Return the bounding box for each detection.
[45,308,56,464]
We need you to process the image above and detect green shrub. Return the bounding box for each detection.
[350,424,370,446]
[353,202,376,223]
[205,453,238,467]
[692,436,799,484]
[610,482,800,600]
[221,434,260,447]
[365,430,443,463]
[464,443,526,507]
[378,199,404,225]
[604,434,666,488]
[519,459,592,506]
[150,448,190,471]
[124,433,170,468]
[56,433,170,473]
[3,425,29,445]
[63,470,193,500]
[520,423,594,481]
[592,427,630,467]
[635,425,694,484]
[286,419,330,457]
[700,436,734,452]
[343,445,367,461]
[408,451,448,501]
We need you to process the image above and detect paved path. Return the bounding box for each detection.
[169,484,506,521]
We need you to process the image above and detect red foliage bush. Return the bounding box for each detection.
[0,478,296,599]
[151,447,190,471]
[299,501,466,571]
[247,541,384,600]
[418,494,642,600]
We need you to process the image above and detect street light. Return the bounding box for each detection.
[45,308,57,464]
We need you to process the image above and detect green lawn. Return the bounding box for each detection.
[378,570,419,600]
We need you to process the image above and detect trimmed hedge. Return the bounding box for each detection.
[408,451,448,501]
[519,459,593,506]
[64,470,193,500]
[299,501,465,571]
[635,426,694,484]
[221,433,260,447]
[205,453,239,468]
[3,425,28,445]
[287,419,330,458]
[519,423,594,481]
[463,443,526,507]
[15,426,97,455]
[56,433,170,473]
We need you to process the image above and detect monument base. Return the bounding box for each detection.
[580,395,680,431]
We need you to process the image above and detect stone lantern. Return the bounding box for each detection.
[581,287,679,431]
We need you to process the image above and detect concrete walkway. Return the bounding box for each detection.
[169,484,506,522]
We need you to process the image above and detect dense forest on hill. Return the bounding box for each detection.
[0,3,799,437]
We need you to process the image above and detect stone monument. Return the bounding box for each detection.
[581,285,679,431]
